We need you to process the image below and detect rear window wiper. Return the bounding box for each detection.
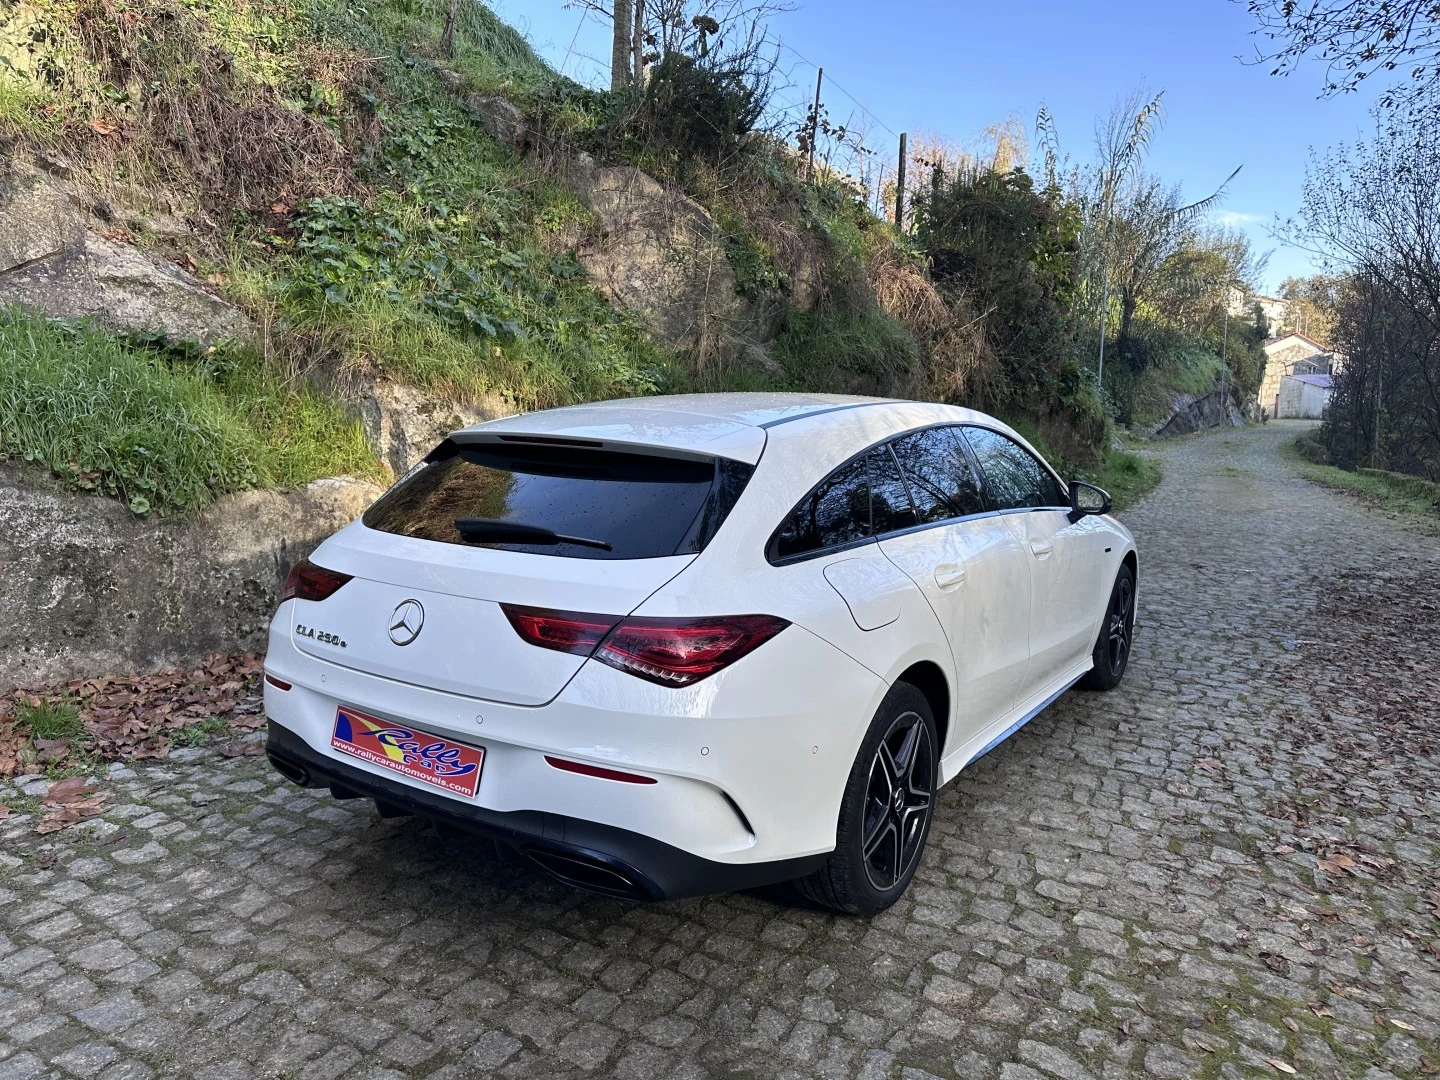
[454,517,613,552]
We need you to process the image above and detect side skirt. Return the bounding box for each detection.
[938,661,1090,785]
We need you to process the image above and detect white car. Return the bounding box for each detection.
[263,393,1136,913]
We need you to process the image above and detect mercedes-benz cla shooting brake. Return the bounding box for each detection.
[264,394,1137,914]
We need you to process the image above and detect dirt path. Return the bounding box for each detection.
[2,421,1438,1080]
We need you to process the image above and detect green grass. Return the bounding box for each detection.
[770,302,921,391]
[172,717,233,747]
[17,700,82,741]
[0,308,382,513]
[1281,436,1440,529]
[1090,449,1163,511]
[244,10,677,410]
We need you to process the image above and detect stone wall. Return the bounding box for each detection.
[0,466,384,691]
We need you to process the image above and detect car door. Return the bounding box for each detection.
[767,451,926,658]
[961,426,1092,703]
[876,427,1033,749]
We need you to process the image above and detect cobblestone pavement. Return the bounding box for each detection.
[4,421,1439,1080]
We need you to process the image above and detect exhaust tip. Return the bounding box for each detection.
[523,847,651,901]
[266,750,310,787]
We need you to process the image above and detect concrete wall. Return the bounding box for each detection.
[1277,377,1330,419]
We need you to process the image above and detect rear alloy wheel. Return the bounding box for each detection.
[1080,563,1135,691]
[795,683,937,915]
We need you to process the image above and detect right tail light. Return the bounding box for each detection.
[502,606,788,687]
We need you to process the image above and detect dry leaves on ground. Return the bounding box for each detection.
[1,653,264,775]
[37,776,107,835]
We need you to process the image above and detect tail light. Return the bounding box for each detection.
[502,606,620,656]
[280,557,352,603]
[501,606,789,687]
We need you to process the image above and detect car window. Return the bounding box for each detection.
[889,426,988,524]
[771,456,871,560]
[363,440,752,560]
[868,446,917,535]
[961,427,1068,510]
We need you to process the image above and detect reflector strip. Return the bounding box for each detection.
[264,674,293,691]
[544,756,658,785]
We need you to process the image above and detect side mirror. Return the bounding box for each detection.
[1069,480,1112,519]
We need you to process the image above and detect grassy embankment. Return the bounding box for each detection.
[1283,432,1440,528]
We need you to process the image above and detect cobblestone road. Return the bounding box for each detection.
[4,421,1439,1080]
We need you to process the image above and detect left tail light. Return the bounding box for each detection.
[281,557,352,603]
[502,606,789,687]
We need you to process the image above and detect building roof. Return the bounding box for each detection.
[1264,332,1328,352]
[1290,373,1334,389]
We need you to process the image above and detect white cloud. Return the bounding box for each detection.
[1214,210,1265,227]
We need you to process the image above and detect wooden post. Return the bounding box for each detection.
[632,0,645,85]
[895,132,908,231]
[806,68,824,181]
[440,0,458,57]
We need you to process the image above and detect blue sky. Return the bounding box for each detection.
[491,0,1385,293]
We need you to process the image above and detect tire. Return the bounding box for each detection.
[794,683,938,915]
[1079,563,1135,691]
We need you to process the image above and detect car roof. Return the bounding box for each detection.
[455,393,1020,465]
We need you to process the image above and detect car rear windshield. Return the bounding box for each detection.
[362,439,754,560]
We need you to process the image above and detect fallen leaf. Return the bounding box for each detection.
[88,116,118,136]
[1266,1059,1297,1075]
[36,850,56,869]
[1391,1018,1415,1030]
[219,739,264,758]
[43,776,99,805]
[1310,1002,1335,1018]
[1283,1017,1300,1032]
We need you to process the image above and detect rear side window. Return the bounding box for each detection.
[771,456,870,560]
[889,426,988,523]
[363,440,753,560]
[962,427,1067,510]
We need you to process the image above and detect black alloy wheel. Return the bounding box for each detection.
[861,709,934,893]
[794,682,939,915]
[1081,563,1136,691]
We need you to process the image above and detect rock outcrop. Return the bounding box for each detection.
[0,465,384,690]
[1152,390,1247,439]
[0,159,251,345]
[357,381,510,475]
[467,95,806,374]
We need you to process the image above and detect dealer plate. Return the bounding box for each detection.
[331,705,483,798]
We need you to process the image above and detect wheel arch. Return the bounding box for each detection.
[895,660,951,758]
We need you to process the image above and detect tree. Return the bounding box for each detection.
[1242,0,1440,119]
[1288,124,1440,476]
[611,0,633,89]
[1278,274,1344,344]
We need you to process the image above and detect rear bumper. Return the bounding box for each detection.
[265,721,826,901]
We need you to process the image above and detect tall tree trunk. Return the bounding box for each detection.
[1119,286,1137,345]
[611,0,633,90]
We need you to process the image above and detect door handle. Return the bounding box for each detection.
[1030,541,1054,558]
[935,563,966,589]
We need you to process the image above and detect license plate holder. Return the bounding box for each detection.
[330,705,483,798]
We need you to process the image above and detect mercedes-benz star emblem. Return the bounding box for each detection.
[388,599,425,646]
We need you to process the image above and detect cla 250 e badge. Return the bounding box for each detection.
[296,624,347,648]
[331,706,483,798]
